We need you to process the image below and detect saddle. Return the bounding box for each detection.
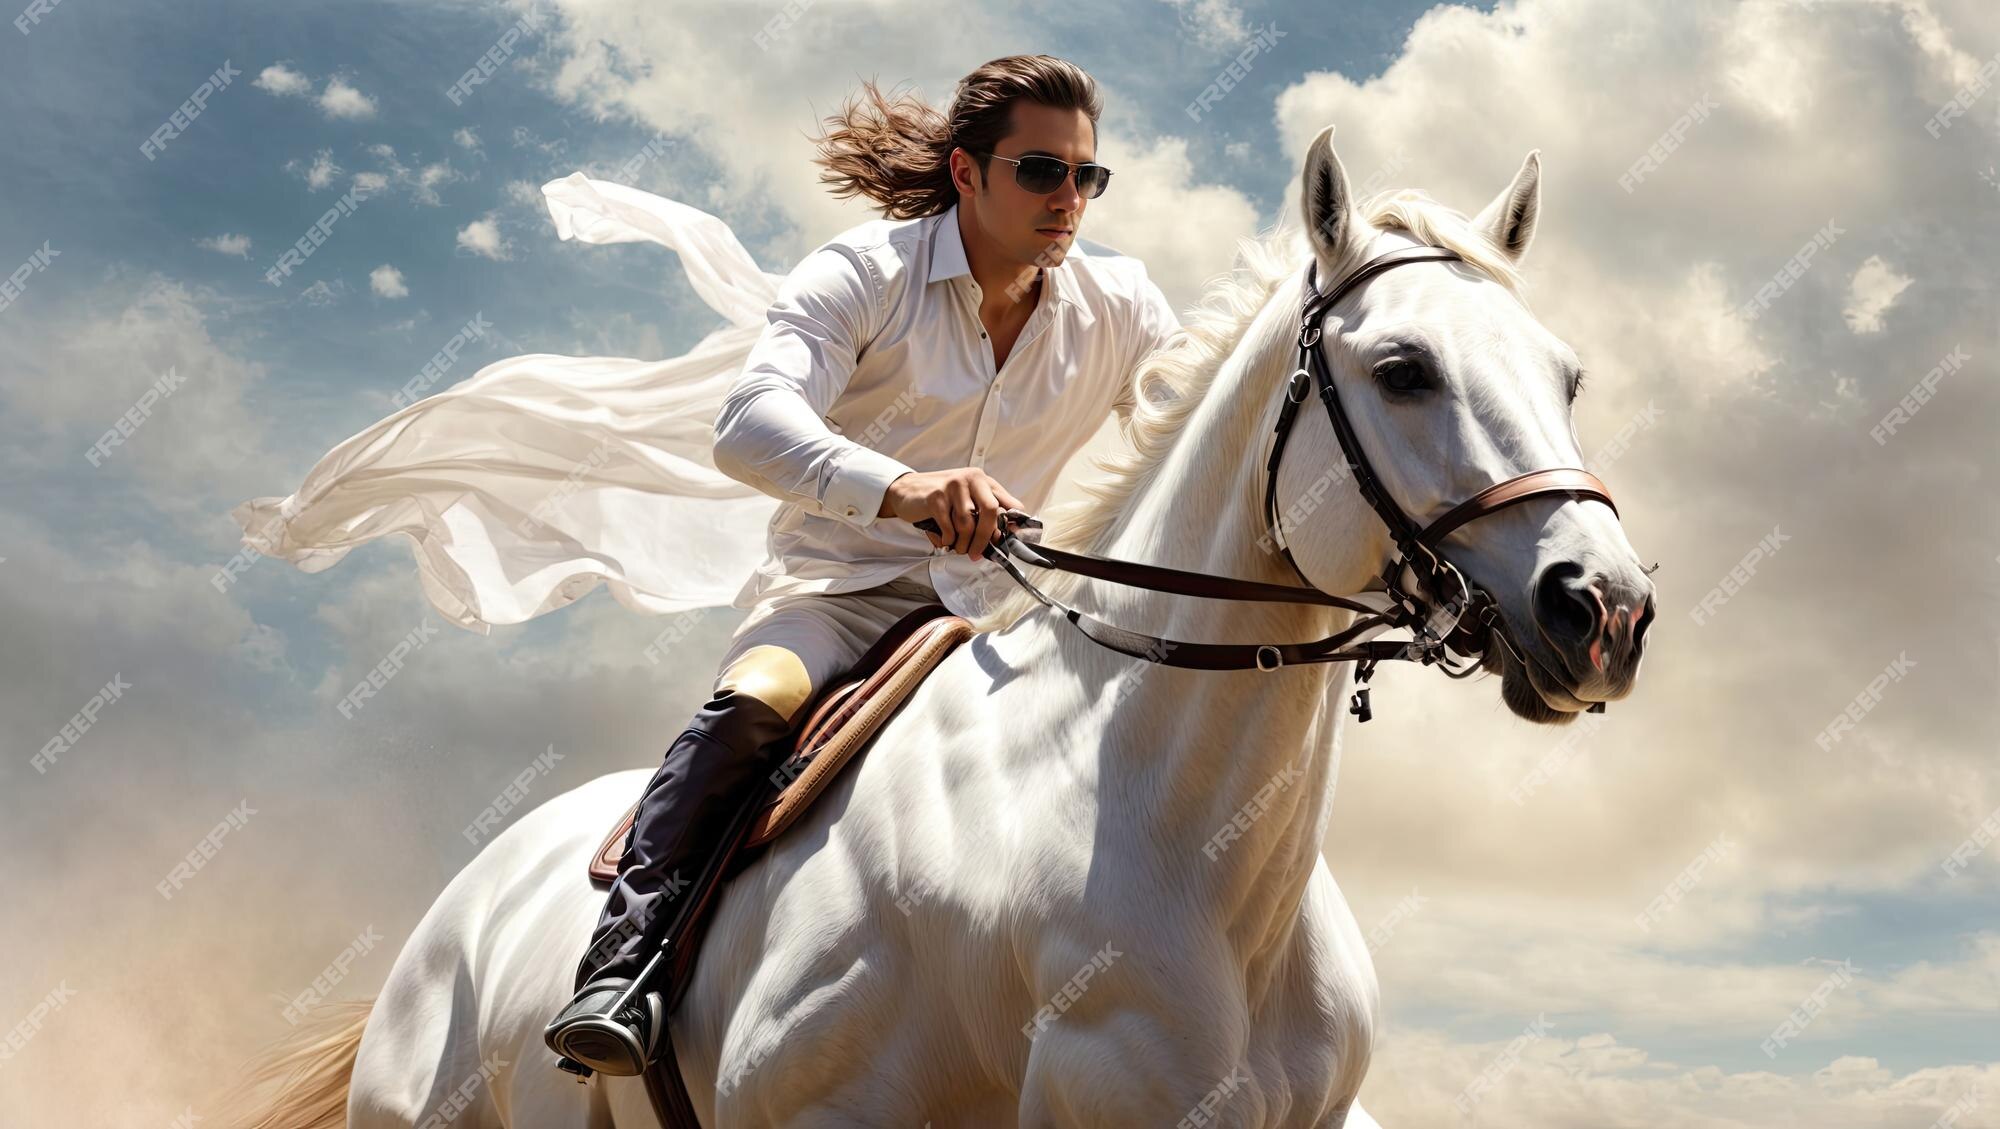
[588,602,974,881]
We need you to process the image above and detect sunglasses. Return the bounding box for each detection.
[976,151,1113,199]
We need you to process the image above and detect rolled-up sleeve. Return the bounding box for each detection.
[1112,268,1184,430]
[713,246,915,527]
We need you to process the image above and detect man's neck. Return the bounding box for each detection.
[956,206,1044,316]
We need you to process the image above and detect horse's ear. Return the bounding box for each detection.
[1473,149,1542,263]
[1300,125,1359,269]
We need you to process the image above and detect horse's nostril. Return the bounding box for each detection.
[1533,561,1596,646]
[1631,593,1656,653]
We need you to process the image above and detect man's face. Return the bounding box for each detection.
[957,101,1096,273]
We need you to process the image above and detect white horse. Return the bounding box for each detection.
[230,128,1653,1128]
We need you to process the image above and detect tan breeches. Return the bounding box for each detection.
[711,575,942,729]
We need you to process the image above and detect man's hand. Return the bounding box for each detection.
[879,467,1025,560]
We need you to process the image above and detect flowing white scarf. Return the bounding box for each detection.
[230,174,789,634]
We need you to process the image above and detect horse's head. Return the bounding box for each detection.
[1279,126,1655,723]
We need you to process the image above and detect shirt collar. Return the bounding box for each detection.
[930,203,1081,310]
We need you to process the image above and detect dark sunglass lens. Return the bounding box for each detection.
[1075,165,1111,199]
[1014,156,1068,194]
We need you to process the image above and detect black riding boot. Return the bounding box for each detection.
[544,686,795,1076]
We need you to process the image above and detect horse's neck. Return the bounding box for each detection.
[1066,292,1368,951]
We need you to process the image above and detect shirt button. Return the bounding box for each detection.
[844,505,858,517]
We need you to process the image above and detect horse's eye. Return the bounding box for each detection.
[1375,360,1429,394]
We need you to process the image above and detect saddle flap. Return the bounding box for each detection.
[587,606,973,885]
[743,610,973,848]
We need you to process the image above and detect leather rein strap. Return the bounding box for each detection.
[958,515,1418,672]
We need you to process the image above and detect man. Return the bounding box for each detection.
[544,53,1182,1077]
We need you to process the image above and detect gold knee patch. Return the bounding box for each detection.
[716,645,815,726]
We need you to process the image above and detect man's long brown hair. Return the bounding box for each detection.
[809,55,1102,220]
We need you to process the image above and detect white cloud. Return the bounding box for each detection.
[285,148,341,190]
[0,273,281,514]
[1359,1027,1995,1129]
[1164,0,1250,51]
[1354,885,2000,1038]
[453,127,481,151]
[294,278,343,307]
[508,124,568,158]
[350,146,460,205]
[369,264,408,299]
[194,233,252,259]
[1843,255,1914,334]
[318,76,377,119]
[256,66,377,120]
[417,162,454,197]
[503,178,543,208]
[252,63,312,97]
[456,213,511,260]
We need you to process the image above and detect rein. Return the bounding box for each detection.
[918,244,1619,721]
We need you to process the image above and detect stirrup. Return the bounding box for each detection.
[543,977,665,1078]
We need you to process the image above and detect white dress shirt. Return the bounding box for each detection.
[713,202,1182,616]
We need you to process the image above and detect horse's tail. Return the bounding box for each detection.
[220,998,374,1129]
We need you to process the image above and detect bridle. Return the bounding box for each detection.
[923,243,1619,722]
[1265,245,1618,713]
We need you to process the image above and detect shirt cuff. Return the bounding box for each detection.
[822,445,914,528]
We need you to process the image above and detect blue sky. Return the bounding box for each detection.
[2,1,1997,1125]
